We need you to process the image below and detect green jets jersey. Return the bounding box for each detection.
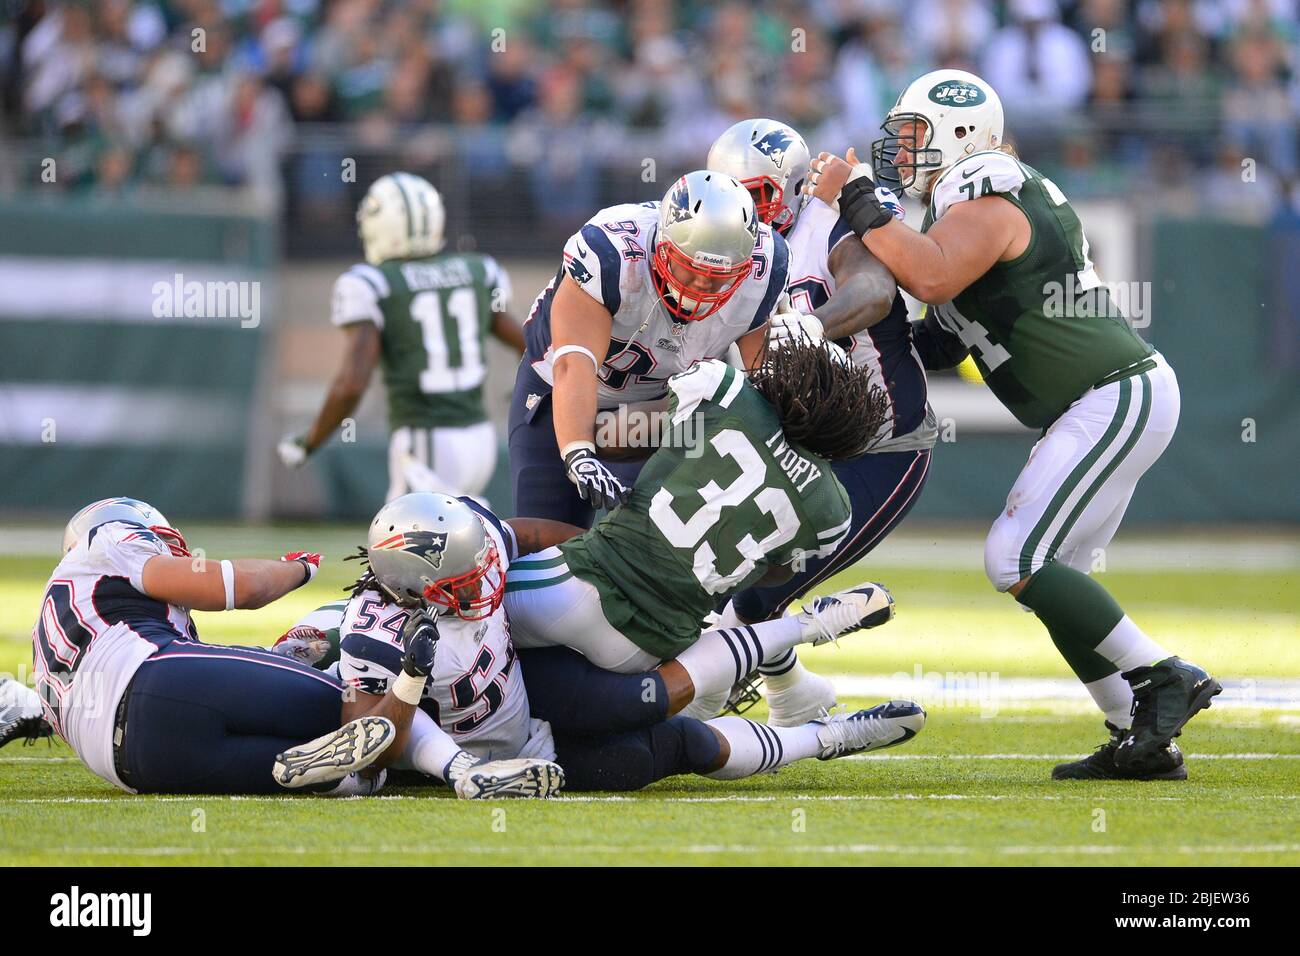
[922,150,1153,429]
[560,360,852,660]
[331,253,510,429]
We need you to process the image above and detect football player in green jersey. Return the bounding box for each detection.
[808,69,1221,781]
[279,172,525,502]
[504,339,899,711]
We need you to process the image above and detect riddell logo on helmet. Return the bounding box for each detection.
[928,82,986,106]
[693,252,732,269]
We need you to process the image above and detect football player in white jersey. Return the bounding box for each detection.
[705,119,937,725]
[31,497,397,795]
[312,492,566,798]
[509,169,789,527]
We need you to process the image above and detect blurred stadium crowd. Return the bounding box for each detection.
[2,0,1298,249]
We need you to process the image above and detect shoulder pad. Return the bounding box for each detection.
[930,151,1028,221]
[667,360,744,423]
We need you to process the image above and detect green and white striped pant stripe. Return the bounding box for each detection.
[505,548,573,593]
[1017,372,1153,580]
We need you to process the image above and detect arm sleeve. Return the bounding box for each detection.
[562,224,622,315]
[748,228,789,331]
[338,632,403,697]
[666,359,742,424]
[929,152,1028,221]
[93,522,171,592]
[331,265,387,328]
[910,307,970,371]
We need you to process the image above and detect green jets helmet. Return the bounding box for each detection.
[357,172,446,266]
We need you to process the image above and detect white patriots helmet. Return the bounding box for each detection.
[357,172,446,266]
[62,497,189,557]
[651,170,758,322]
[365,493,504,622]
[707,118,811,235]
[872,69,1004,200]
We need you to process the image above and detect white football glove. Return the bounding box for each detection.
[277,434,310,469]
[768,294,824,349]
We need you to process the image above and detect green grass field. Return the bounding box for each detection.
[2,527,1297,866]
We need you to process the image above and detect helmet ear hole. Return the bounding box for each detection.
[955,126,967,139]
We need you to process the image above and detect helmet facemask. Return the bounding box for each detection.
[740,174,802,234]
[872,114,945,200]
[420,538,504,622]
[651,237,751,322]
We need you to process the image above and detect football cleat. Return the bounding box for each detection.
[766,668,837,727]
[1052,722,1187,781]
[273,716,395,789]
[321,769,389,797]
[453,757,566,800]
[797,583,895,646]
[815,700,925,760]
[0,678,53,749]
[1115,657,1221,771]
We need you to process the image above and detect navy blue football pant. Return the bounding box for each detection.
[732,447,932,622]
[519,647,722,791]
[507,361,645,526]
[121,641,346,794]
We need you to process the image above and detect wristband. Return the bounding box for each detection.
[392,670,427,706]
[295,558,314,587]
[552,344,598,369]
[561,439,596,460]
[220,560,236,611]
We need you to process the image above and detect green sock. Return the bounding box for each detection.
[1016,562,1124,684]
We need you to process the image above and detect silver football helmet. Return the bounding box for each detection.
[707,118,811,235]
[651,170,758,322]
[366,493,504,621]
[62,497,189,557]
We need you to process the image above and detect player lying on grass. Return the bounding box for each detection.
[509,169,786,528]
[807,68,1221,780]
[707,119,936,719]
[27,497,395,795]
[503,337,895,733]
[278,491,924,792]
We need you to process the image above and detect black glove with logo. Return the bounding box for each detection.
[400,611,439,679]
[839,176,897,239]
[563,445,631,511]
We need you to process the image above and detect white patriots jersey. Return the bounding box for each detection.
[31,521,196,791]
[524,201,789,407]
[336,502,529,761]
[785,197,935,451]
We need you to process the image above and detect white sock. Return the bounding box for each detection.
[1084,671,1135,729]
[1093,615,1172,673]
[677,686,730,721]
[675,618,804,702]
[704,716,823,780]
[757,648,804,693]
[394,707,465,782]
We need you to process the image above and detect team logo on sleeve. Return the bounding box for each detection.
[564,252,594,286]
[371,530,449,569]
[667,178,693,223]
[753,128,794,168]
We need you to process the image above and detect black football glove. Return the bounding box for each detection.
[400,611,439,679]
[838,176,897,239]
[563,445,631,511]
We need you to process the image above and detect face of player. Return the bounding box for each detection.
[890,118,931,171]
[667,259,735,296]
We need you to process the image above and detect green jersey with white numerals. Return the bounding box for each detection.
[921,150,1152,429]
[559,360,851,660]
[331,253,510,428]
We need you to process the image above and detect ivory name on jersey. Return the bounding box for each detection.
[32,521,196,789]
[922,150,1153,429]
[785,196,933,451]
[523,201,789,407]
[336,499,529,760]
[332,253,511,428]
[560,360,851,659]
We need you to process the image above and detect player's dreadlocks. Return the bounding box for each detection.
[344,546,385,602]
[749,338,889,461]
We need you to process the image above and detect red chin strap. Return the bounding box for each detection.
[421,542,505,622]
[651,238,752,322]
[151,525,190,558]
